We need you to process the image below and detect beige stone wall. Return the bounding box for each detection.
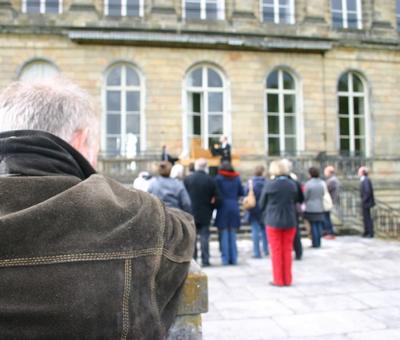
[1,34,400,161]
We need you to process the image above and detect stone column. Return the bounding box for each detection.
[68,0,98,24]
[371,0,396,31]
[303,0,328,24]
[151,0,176,18]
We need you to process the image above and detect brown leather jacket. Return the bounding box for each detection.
[0,131,195,339]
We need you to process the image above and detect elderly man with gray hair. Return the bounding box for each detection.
[184,158,220,267]
[0,78,195,339]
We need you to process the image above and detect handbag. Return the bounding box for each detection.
[243,180,256,211]
[323,182,333,211]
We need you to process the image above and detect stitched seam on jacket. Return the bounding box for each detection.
[0,249,163,268]
[121,259,132,340]
[162,249,192,263]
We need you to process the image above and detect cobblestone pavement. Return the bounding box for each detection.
[201,236,400,340]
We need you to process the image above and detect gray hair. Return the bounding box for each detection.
[0,77,98,146]
[195,158,208,171]
[269,159,290,177]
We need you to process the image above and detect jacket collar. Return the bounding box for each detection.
[0,130,96,180]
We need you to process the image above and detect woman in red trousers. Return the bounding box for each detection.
[259,159,301,286]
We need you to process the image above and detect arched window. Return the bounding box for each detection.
[185,65,226,152]
[104,64,143,157]
[22,0,61,13]
[265,69,297,156]
[19,60,59,81]
[337,72,367,156]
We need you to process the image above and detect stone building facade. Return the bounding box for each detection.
[0,0,400,187]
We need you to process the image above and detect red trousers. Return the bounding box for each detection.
[266,226,296,286]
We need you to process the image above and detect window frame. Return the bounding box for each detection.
[182,0,225,21]
[265,68,302,156]
[104,0,144,17]
[397,0,400,32]
[183,64,230,154]
[102,63,146,157]
[260,0,295,25]
[22,0,63,14]
[337,71,369,157]
[331,0,363,29]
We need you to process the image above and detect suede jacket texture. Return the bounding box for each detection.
[0,130,196,340]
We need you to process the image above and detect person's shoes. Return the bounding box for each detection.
[269,282,284,287]
[252,255,262,259]
[295,255,302,260]
[323,234,336,240]
[202,262,211,267]
[362,234,373,238]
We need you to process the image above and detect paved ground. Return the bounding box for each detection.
[201,236,400,340]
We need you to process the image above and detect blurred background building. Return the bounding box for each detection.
[0,1,400,206]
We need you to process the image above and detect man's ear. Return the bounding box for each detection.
[70,128,98,168]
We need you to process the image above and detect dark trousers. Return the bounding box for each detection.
[311,221,324,248]
[293,224,303,260]
[362,207,374,236]
[219,228,238,265]
[266,226,296,286]
[323,212,335,235]
[193,223,210,265]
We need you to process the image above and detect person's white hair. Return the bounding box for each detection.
[170,164,184,180]
[194,158,208,171]
[0,77,98,146]
[269,159,290,177]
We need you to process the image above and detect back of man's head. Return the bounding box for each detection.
[194,158,208,172]
[0,77,99,165]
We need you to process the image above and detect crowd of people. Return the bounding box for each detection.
[133,146,377,287]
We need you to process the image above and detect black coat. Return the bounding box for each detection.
[360,176,375,209]
[184,170,220,226]
[259,176,300,228]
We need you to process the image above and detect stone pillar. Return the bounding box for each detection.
[167,261,208,340]
[371,0,396,31]
[303,0,327,24]
[231,0,256,21]
[68,0,98,24]
[150,0,176,18]
[0,0,15,22]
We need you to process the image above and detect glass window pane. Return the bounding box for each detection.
[107,114,121,134]
[352,74,363,92]
[192,115,201,135]
[26,0,40,12]
[188,68,202,87]
[108,0,121,16]
[267,94,279,113]
[208,93,223,112]
[268,138,280,156]
[340,117,349,136]
[347,0,357,11]
[106,137,120,155]
[353,97,364,116]
[263,6,274,22]
[126,91,140,111]
[332,11,343,28]
[208,115,223,135]
[340,138,350,152]
[354,117,365,136]
[338,74,348,91]
[19,61,59,82]
[331,0,342,10]
[285,138,296,154]
[45,0,59,13]
[355,138,365,155]
[283,72,295,89]
[107,91,121,111]
[263,0,274,4]
[126,67,140,86]
[126,114,140,134]
[268,115,279,134]
[279,6,290,24]
[126,0,139,16]
[186,1,201,19]
[206,2,218,20]
[208,69,223,87]
[285,116,296,134]
[284,95,295,113]
[266,71,278,89]
[347,13,358,28]
[107,66,122,86]
[339,96,349,115]
[190,93,202,113]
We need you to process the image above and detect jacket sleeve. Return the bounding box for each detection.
[259,182,268,213]
[179,185,192,214]
[238,177,245,197]
[154,205,196,337]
